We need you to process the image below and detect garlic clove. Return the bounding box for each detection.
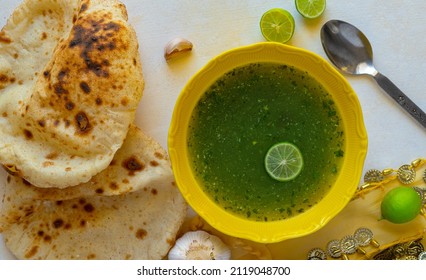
[168,230,231,260]
[164,38,193,61]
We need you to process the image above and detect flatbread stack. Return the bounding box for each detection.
[0,125,187,259]
[0,0,187,259]
[0,0,143,188]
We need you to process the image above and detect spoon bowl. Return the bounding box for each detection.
[321,20,426,129]
[321,20,374,75]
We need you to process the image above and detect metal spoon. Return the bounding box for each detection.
[320,20,426,129]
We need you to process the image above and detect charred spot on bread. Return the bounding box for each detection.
[38,120,46,127]
[65,101,75,111]
[135,229,147,240]
[23,129,33,140]
[75,111,92,134]
[79,81,91,93]
[53,218,64,229]
[80,2,89,14]
[68,12,125,78]
[122,156,145,175]
[0,74,15,89]
[83,203,95,213]
[0,31,12,44]
[0,74,9,83]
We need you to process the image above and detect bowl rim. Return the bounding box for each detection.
[168,42,368,243]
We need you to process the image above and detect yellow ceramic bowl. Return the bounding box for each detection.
[168,42,368,243]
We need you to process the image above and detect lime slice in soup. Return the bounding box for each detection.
[265,142,304,181]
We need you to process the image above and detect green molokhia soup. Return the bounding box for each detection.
[187,63,344,221]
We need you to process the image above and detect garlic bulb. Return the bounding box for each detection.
[164,38,193,61]
[168,230,231,260]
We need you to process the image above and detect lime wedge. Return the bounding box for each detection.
[295,0,326,19]
[264,142,303,182]
[260,8,295,43]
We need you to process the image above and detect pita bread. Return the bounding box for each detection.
[0,0,144,188]
[0,125,173,205]
[0,125,188,259]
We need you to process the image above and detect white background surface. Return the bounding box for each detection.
[0,0,425,259]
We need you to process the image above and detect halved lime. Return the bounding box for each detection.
[260,8,295,43]
[381,186,422,224]
[265,142,303,181]
[295,0,326,19]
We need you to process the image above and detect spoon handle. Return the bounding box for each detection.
[373,72,426,129]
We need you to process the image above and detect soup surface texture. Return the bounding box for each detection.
[187,63,344,221]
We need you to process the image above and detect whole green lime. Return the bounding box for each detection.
[381,186,422,224]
